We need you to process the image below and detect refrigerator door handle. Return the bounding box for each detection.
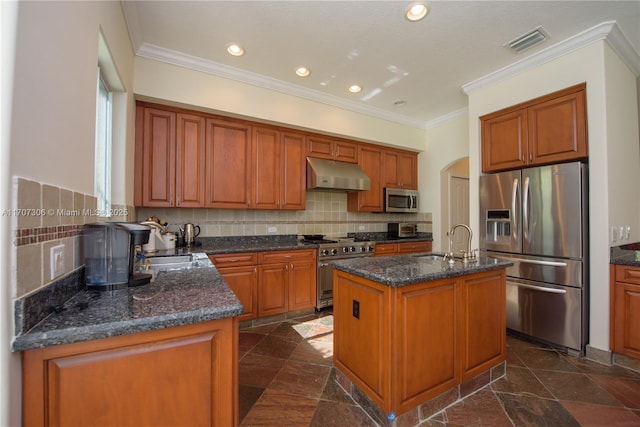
[499,255,568,267]
[512,178,518,241]
[510,281,567,294]
[523,176,530,241]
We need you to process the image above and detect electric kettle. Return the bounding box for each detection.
[184,223,201,246]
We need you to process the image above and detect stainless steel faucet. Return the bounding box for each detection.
[447,224,477,263]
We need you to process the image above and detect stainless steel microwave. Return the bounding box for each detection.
[384,188,418,213]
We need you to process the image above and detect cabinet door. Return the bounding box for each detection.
[288,260,317,311]
[258,264,289,317]
[374,243,398,257]
[460,271,506,379]
[217,265,258,320]
[205,119,252,208]
[176,113,205,207]
[397,241,431,254]
[141,108,176,206]
[333,140,358,163]
[613,265,640,359]
[528,89,587,166]
[280,132,306,210]
[395,278,460,412]
[481,109,528,173]
[347,146,383,212]
[252,127,280,209]
[397,152,418,190]
[306,136,334,160]
[22,319,238,427]
[382,150,400,188]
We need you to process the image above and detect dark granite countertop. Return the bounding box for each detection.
[610,242,640,267]
[12,253,243,351]
[331,252,512,287]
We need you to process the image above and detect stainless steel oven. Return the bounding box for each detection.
[310,238,375,309]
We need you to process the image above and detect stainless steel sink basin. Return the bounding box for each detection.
[145,255,195,270]
[416,254,447,261]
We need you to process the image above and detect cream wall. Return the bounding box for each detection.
[467,41,640,352]
[4,2,136,424]
[421,115,469,250]
[134,57,426,152]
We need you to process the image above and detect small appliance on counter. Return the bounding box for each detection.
[388,222,418,238]
[83,222,152,291]
[183,223,201,247]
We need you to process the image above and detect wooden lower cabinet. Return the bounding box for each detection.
[22,318,239,427]
[334,268,506,416]
[210,249,316,319]
[209,252,259,321]
[258,249,317,316]
[374,241,432,257]
[611,264,640,359]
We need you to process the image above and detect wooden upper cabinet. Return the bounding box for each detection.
[481,109,528,173]
[252,127,280,210]
[528,90,587,165]
[253,128,306,210]
[137,107,176,207]
[205,119,252,208]
[280,132,306,210]
[348,145,383,212]
[307,135,358,163]
[481,84,587,173]
[383,150,418,190]
[176,113,205,207]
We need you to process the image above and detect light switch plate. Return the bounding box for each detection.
[50,244,65,280]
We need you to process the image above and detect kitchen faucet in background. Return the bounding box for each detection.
[446,224,477,263]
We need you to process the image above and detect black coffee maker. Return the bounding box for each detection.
[83,222,152,290]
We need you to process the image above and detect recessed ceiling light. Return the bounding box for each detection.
[348,85,362,93]
[226,44,244,56]
[295,67,311,77]
[406,3,428,21]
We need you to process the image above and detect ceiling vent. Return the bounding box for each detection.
[505,26,548,53]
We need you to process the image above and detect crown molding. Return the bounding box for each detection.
[136,43,430,130]
[425,107,468,129]
[462,21,640,95]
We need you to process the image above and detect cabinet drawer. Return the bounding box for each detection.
[374,243,398,256]
[259,249,316,264]
[616,265,640,285]
[208,252,257,267]
[398,241,431,254]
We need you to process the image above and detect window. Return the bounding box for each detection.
[95,69,112,216]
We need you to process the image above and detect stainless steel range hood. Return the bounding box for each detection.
[306,157,370,192]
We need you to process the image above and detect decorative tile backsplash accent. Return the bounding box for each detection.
[137,191,432,239]
[12,177,135,298]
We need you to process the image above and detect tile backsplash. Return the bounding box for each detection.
[137,191,432,239]
[12,177,134,298]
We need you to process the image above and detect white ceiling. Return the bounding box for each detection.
[122,1,640,128]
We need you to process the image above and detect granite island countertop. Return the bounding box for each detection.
[331,252,512,287]
[12,253,242,352]
[610,242,640,267]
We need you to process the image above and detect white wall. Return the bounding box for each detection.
[467,41,640,352]
[5,2,135,423]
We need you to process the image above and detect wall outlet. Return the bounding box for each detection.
[619,226,625,241]
[625,225,632,240]
[611,227,619,242]
[358,225,365,231]
[267,226,277,233]
[50,244,65,280]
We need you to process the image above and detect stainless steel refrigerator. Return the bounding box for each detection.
[479,161,588,355]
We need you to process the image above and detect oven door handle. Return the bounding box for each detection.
[319,263,331,267]
[509,281,567,294]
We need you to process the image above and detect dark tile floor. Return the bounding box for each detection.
[238,311,640,426]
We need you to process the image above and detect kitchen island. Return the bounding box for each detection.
[331,253,511,424]
[14,252,242,427]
